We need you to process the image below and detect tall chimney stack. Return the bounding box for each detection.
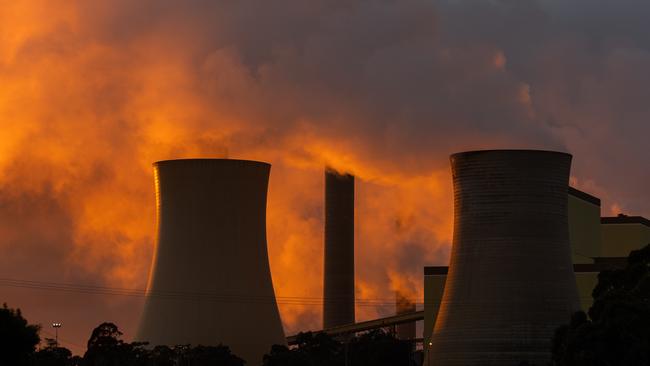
[323,168,355,328]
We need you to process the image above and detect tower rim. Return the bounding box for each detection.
[450,149,572,160]
[153,158,270,168]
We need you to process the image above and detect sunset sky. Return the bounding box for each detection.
[1,0,649,355]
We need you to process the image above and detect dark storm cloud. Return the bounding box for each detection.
[73,0,566,168]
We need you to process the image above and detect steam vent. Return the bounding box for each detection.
[137,159,286,364]
[323,168,356,328]
[428,150,580,365]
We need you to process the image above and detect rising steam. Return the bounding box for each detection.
[1,0,649,353]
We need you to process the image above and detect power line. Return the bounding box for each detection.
[40,328,86,350]
[0,278,424,307]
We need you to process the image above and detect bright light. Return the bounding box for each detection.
[52,323,62,328]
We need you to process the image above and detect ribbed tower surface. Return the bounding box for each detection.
[137,159,285,364]
[428,150,580,366]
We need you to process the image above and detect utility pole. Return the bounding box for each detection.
[52,323,62,347]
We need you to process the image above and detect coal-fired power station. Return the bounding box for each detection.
[136,159,286,364]
[428,150,581,365]
[323,168,356,328]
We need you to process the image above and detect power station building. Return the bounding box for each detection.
[136,159,286,364]
[132,154,647,365]
[423,152,650,361]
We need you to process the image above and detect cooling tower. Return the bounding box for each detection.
[428,150,580,366]
[137,159,285,364]
[323,168,355,328]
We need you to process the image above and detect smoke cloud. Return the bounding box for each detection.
[1,0,648,354]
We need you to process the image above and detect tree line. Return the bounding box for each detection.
[2,244,648,366]
[0,306,415,366]
[551,244,650,365]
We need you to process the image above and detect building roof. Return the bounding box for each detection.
[601,215,650,227]
[568,187,601,206]
[424,266,449,275]
[424,259,627,276]
[592,256,628,267]
[573,260,626,273]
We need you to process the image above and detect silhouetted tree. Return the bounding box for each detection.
[83,322,148,366]
[263,332,342,366]
[348,330,414,366]
[176,345,244,366]
[147,345,175,366]
[0,303,40,366]
[552,244,650,366]
[263,344,304,366]
[299,331,343,365]
[34,339,74,366]
[263,329,415,366]
[81,322,247,366]
[86,323,122,351]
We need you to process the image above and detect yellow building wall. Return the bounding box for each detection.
[601,223,650,258]
[423,190,648,340]
[568,194,602,263]
[575,272,599,311]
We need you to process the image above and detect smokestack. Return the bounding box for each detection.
[323,168,355,328]
[428,150,580,366]
[137,159,285,364]
[395,291,416,340]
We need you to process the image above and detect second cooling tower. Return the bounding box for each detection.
[428,150,580,366]
[323,168,355,328]
[137,159,285,364]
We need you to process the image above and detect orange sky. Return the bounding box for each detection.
[1,0,649,355]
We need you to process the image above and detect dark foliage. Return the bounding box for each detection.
[552,244,650,366]
[0,303,40,366]
[264,332,341,366]
[0,311,246,366]
[82,323,244,366]
[147,345,176,366]
[33,340,74,366]
[176,345,244,366]
[348,330,413,365]
[83,322,149,366]
[263,329,415,366]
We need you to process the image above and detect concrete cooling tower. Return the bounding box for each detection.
[137,159,285,364]
[323,168,355,329]
[428,150,580,366]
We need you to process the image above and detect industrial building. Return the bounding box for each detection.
[287,150,650,360]
[133,154,647,365]
[423,168,650,355]
[136,159,286,364]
